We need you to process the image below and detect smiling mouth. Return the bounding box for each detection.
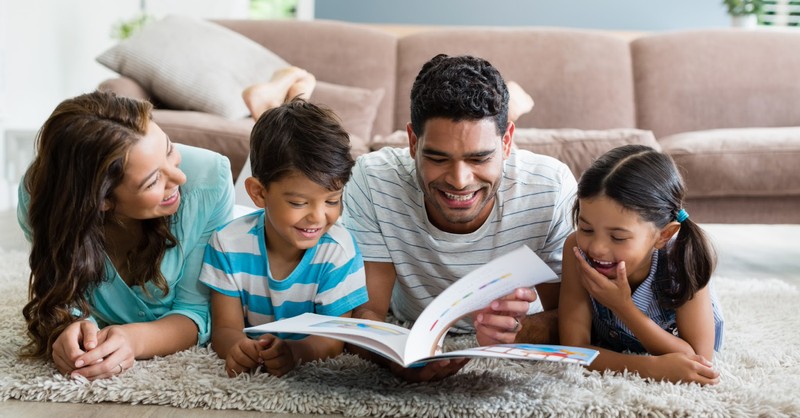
[442,191,477,201]
[161,188,179,205]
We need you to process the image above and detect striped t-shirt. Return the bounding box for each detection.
[342,147,577,332]
[200,210,368,339]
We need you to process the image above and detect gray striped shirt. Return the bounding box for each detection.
[342,147,577,332]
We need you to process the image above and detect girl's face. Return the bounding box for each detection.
[575,195,665,283]
[109,121,186,222]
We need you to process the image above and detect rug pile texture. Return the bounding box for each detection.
[0,249,798,417]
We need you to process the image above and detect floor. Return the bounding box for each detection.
[0,208,797,416]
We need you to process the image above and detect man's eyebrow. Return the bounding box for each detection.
[421,148,494,158]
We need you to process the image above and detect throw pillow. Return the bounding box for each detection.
[310,81,385,157]
[370,128,659,179]
[513,128,659,178]
[96,14,289,119]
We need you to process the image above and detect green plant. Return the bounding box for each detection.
[111,13,154,40]
[723,0,764,16]
[250,0,298,19]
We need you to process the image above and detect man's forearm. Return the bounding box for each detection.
[515,309,559,344]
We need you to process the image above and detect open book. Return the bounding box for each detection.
[245,245,599,367]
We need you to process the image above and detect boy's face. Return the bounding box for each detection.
[246,172,343,253]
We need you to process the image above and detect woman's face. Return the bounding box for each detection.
[109,121,186,221]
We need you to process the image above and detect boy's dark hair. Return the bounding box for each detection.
[572,144,716,309]
[409,54,509,138]
[249,98,354,191]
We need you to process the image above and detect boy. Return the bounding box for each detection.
[200,99,368,377]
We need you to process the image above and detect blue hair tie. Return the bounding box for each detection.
[676,208,689,223]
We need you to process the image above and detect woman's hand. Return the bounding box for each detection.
[474,287,536,345]
[51,320,99,375]
[67,325,137,380]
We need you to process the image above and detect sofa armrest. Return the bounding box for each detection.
[97,76,151,102]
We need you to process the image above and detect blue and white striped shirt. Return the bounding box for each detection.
[342,147,577,332]
[200,210,368,339]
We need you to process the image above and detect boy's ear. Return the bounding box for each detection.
[244,177,268,208]
[655,222,681,249]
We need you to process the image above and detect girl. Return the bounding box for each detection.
[558,144,724,385]
[18,90,234,380]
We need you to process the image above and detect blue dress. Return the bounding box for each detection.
[18,144,234,345]
[590,248,725,353]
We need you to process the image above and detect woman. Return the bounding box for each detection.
[17,90,234,380]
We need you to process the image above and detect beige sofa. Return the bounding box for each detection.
[98,19,800,224]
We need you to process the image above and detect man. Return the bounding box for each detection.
[342,54,577,381]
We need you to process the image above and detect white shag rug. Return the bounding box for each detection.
[1,249,799,418]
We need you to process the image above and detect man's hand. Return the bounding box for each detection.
[473,287,537,346]
[387,358,470,383]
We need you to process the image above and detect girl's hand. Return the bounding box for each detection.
[474,287,536,345]
[651,352,720,385]
[68,325,136,380]
[51,320,99,375]
[259,334,295,377]
[225,338,268,377]
[573,247,632,313]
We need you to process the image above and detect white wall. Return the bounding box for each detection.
[0,0,249,133]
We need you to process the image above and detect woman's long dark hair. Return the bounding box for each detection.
[571,144,716,309]
[21,90,176,359]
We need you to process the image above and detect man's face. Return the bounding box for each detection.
[409,117,512,234]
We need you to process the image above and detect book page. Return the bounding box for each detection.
[404,245,557,362]
[244,313,411,364]
[410,344,599,366]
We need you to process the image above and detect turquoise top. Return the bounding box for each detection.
[17,144,234,345]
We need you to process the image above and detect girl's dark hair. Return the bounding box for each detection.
[21,90,176,359]
[572,144,716,308]
[249,98,354,191]
[409,54,509,138]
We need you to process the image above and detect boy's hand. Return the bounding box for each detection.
[259,334,296,377]
[225,338,267,377]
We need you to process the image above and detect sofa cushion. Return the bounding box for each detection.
[513,128,659,179]
[371,128,658,179]
[659,127,800,198]
[97,14,289,119]
[310,81,385,157]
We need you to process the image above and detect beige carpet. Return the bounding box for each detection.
[0,249,798,418]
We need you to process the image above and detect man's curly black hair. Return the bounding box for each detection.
[409,54,509,138]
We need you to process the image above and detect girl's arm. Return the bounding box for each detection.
[674,285,716,360]
[558,233,596,348]
[573,248,696,356]
[560,234,718,385]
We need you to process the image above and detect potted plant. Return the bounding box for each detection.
[723,0,763,27]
